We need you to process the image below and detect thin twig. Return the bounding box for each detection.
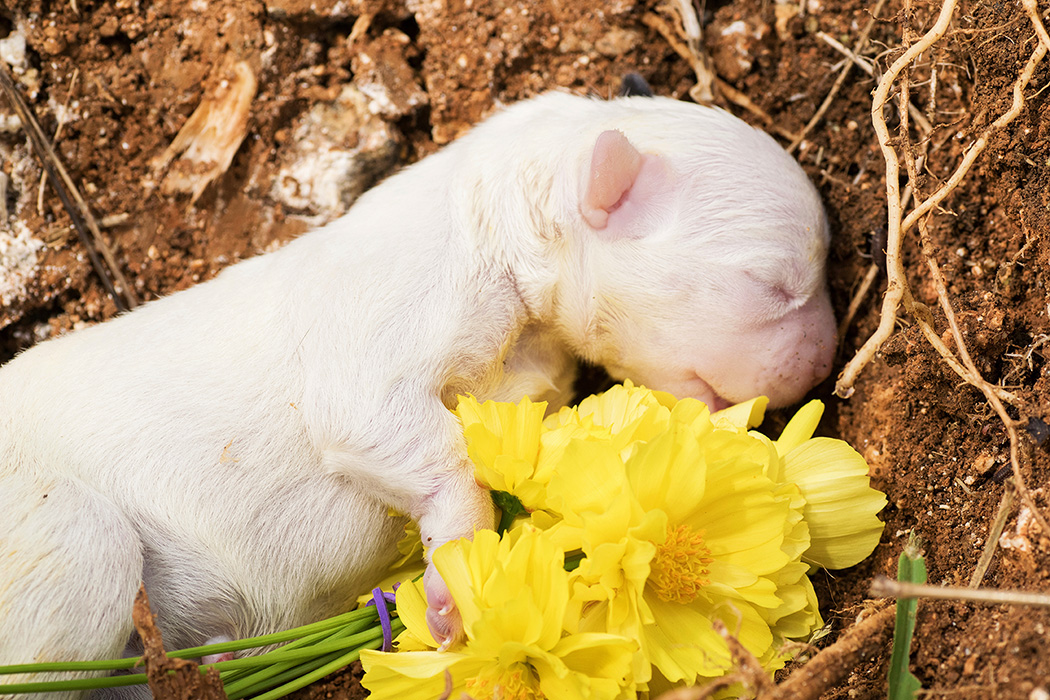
[871,577,1050,607]
[654,674,750,700]
[714,78,800,141]
[653,620,774,700]
[814,29,935,136]
[37,68,79,216]
[969,485,1015,588]
[643,8,799,141]
[816,31,875,75]
[671,0,716,103]
[838,263,880,342]
[0,63,138,311]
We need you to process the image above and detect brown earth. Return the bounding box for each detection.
[1,0,1048,698]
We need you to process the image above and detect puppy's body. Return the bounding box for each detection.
[0,92,835,695]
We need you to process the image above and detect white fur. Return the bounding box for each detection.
[0,91,834,695]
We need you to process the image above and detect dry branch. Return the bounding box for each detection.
[969,486,1016,588]
[654,607,897,700]
[0,63,138,311]
[871,577,1050,608]
[767,606,896,700]
[133,585,227,700]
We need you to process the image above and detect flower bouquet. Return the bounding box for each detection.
[362,381,887,698]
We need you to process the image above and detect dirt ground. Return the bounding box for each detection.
[1,0,1048,697]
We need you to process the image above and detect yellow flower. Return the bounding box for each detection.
[555,381,672,452]
[550,411,797,686]
[361,527,637,700]
[446,383,885,689]
[456,395,549,510]
[703,397,886,570]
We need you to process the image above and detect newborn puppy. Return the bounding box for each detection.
[0,87,834,695]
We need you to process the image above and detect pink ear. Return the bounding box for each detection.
[581,130,642,230]
[580,130,671,237]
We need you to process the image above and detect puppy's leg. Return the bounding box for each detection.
[0,475,143,699]
[321,402,495,647]
[414,458,495,647]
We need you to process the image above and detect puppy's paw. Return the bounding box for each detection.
[423,563,462,650]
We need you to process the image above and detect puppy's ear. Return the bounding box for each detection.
[617,73,653,98]
[580,130,671,238]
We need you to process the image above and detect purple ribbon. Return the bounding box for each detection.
[367,587,398,652]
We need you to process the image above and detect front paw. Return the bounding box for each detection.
[423,562,462,650]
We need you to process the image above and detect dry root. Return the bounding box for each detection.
[834,0,1050,542]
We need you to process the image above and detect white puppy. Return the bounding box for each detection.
[0,90,835,696]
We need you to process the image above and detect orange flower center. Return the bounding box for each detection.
[465,664,542,700]
[649,523,713,604]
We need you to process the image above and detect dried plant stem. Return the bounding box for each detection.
[838,263,880,342]
[644,7,799,141]
[768,606,896,700]
[834,0,960,398]
[871,577,1050,608]
[968,485,1015,588]
[37,69,79,215]
[667,0,717,103]
[816,32,874,74]
[814,30,935,136]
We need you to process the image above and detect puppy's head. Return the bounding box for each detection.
[559,96,835,409]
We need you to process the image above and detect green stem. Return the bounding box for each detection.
[0,673,148,694]
[0,606,392,696]
[249,618,405,700]
[223,616,399,698]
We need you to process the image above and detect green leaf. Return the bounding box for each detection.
[888,531,926,700]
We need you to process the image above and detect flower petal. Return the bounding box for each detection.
[774,400,824,456]
[360,650,481,700]
[643,595,772,683]
[624,423,707,523]
[391,575,439,649]
[545,439,629,517]
[711,396,769,432]
[781,438,886,569]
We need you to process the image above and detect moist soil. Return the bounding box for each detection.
[1,0,1048,698]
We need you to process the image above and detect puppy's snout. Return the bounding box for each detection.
[765,294,836,406]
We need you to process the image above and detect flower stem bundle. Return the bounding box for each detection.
[0,602,403,699]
